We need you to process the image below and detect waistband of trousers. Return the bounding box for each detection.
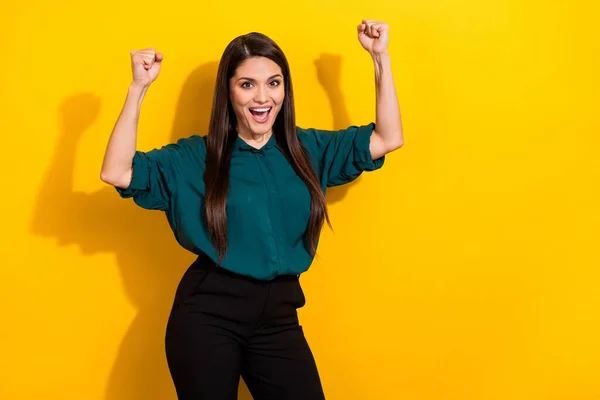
[191,252,300,284]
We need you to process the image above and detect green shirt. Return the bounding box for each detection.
[116,123,384,280]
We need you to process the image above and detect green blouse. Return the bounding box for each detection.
[116,123,385,280]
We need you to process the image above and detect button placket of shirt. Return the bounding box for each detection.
[251,149,281,266]
[258,149,289,272]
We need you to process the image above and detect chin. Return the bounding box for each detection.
[244,120,273,136]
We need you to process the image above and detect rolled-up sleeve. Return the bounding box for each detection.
[115,144,181,211]
[299,123,385,187]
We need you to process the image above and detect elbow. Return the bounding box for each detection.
[100,168,131,188]
[100,170,118,186]
[388,136,404,152]
[100,170,110,184]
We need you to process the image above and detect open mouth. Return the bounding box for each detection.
[249,107,272,124]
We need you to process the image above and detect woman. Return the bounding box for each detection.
[101,19,402,400]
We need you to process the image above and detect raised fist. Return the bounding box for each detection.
[130,48,164,88]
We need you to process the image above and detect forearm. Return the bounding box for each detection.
[100,83,147,187]
[373,52,403,149]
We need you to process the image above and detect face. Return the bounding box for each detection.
[229,56,285,138]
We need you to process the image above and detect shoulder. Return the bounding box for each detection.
[174,134,206,153]
[143,134,207,170]
[296,126,336,150]
[296,125,333,138]
[295,123,377,162]
[296,124,375,145]
[176,135,207,171]
[164,134,207,159]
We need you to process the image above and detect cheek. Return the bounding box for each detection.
[274,87,285,105]
[230,93,249,120]
[231,89,250,108]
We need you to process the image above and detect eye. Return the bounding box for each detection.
[270,80,281,87]
[241,82,252,88]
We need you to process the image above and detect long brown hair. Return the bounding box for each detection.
[204,32,330,265]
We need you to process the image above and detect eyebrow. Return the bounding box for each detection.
[237,74,283,83]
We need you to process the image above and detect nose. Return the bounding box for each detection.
[254,85,268,103]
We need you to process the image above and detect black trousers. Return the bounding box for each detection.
[165,254,326,400]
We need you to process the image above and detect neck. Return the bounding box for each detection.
[237,127,273,148]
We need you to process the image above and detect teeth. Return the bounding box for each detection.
[250,107,271,112]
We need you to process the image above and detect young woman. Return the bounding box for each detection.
[101,19,403,400]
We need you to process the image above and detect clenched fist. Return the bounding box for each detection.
[130,48,164,88]
[357,20,389,56]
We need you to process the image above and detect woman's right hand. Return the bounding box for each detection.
[130,48,163,88]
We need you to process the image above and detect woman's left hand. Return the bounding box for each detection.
[357,19,389,56]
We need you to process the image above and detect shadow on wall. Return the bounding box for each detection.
[31,54,357,400]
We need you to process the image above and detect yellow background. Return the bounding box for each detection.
[1,0,599,399]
